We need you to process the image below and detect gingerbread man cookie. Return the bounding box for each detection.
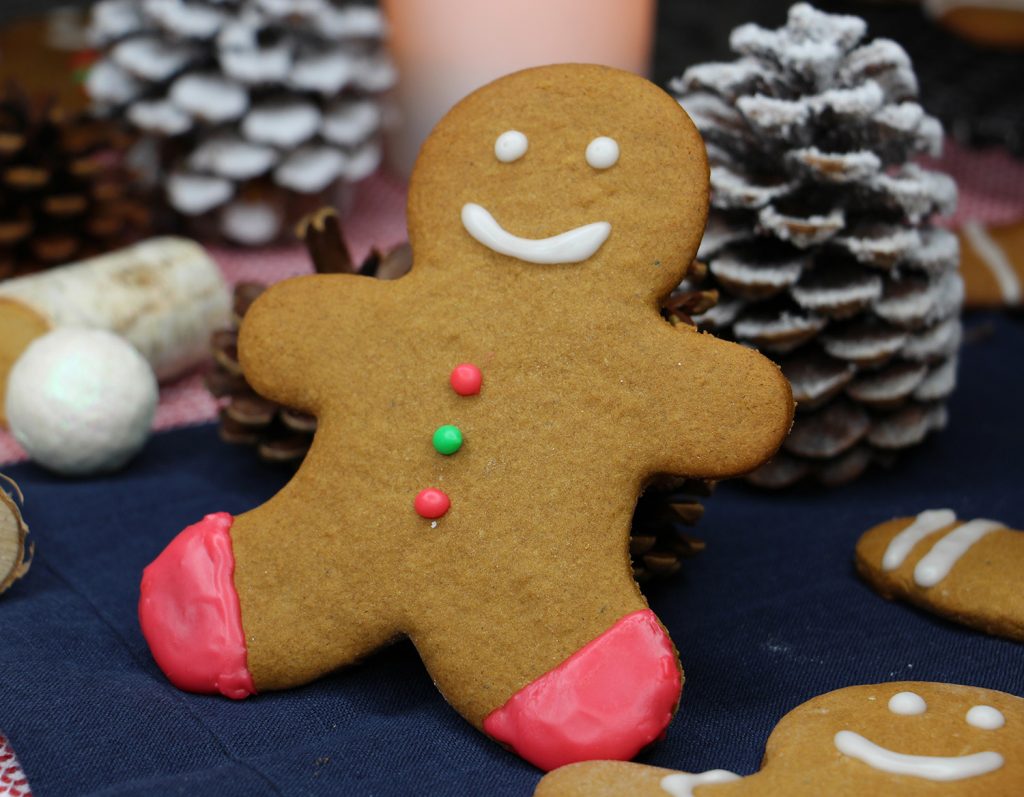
[856,509,1024,642]
[536,682,1023,796]
[138,64,793,770]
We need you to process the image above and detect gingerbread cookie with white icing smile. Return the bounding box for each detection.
[535,682,1024,796]
[136,63,793,770]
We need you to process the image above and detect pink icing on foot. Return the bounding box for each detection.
[139,512,255,699]
[482,608,680,771]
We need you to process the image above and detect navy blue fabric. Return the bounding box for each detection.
[1,311,1022,796]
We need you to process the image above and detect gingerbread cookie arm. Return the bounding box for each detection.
[856,513,1024,642]
[640,323,794,479]
[238,273,382,413]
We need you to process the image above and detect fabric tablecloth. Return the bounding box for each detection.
[0,306,1022,796]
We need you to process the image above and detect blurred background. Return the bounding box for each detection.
[2,0,1021,153]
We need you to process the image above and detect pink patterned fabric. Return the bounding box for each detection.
[0,735,31,797]
[1,143,1023,467]
[0,173,408,466]
[922,138,1024,228]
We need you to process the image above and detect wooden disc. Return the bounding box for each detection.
[0,479,30,595]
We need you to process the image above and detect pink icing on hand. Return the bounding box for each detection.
[482,609,680,771]
[139,512,255,699]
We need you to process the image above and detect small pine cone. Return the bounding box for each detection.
[86,0,394,245]
[672,3,962,488]
[631,476,710,585]
[0,86,149,279]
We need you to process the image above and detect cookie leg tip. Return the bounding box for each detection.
[139,512,256,699]
[483,609,680,771]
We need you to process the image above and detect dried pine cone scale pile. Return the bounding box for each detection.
[0,88,146,278]
[87,0,393,245]
[673,3,961,488]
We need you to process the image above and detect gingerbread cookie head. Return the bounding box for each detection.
[536,682,1023,796]
[139,63,793,773]
[757,682,1022,794]
[408,63,708,304]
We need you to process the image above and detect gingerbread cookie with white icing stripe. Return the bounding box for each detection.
[856,510,1024,642]
[535,682,1023,797]
[924,0,1024,47]
[959,221,1024,308]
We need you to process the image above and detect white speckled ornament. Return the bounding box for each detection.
[5,329,158,476]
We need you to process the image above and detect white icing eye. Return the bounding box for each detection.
[495,130,527,163]
[586,136,619,169]
[889,692,927,715]
[966,705,1005,730]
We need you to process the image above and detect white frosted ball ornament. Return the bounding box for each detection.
[5,329,159,476]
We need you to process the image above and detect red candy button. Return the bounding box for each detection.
[450,363,482,396]
[414,488,450,519]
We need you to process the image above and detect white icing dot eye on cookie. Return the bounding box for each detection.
[494,130,528,162]
[889,691,927,715]
[586,136,619,169]
[966,705,1005,729]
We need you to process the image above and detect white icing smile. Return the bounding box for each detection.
[834,730,1004,781]
[461,202,611,264]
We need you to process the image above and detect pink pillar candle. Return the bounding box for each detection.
[381,0,657,176]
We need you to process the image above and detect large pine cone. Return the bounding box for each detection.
[673,3,962,488]
[85,0,394,245]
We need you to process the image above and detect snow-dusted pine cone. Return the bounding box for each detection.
[85,0,394,245]
[672,3,962,488]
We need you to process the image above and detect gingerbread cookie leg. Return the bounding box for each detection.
[408,496,680,772]
[416,606,680,772]
[139,513,255,698]
[855,511,1024,642]
[141,498,406,696]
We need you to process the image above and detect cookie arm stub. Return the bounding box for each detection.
[643,325,794,480]
[482,609,680,771]
[139,513,255,699]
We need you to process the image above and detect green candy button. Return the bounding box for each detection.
[432,425,463,455]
